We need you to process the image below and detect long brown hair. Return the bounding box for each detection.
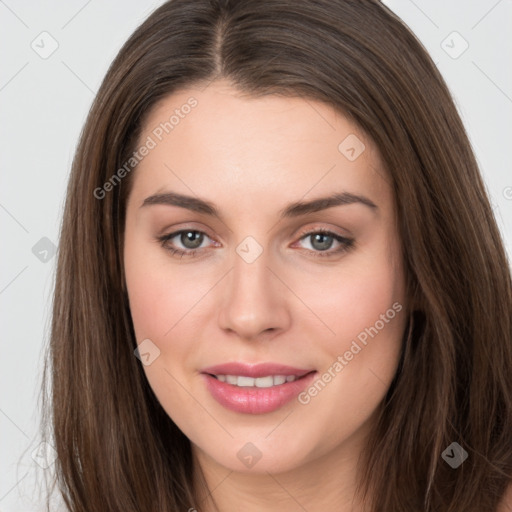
[42,0,512,510]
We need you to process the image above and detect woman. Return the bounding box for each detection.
[42,0,512,510]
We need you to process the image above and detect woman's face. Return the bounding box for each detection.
[124,79,407,476]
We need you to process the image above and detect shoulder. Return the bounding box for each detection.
[497,482,512,512]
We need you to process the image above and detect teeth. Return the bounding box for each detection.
[214,374,297,387]
[226,375,238,385]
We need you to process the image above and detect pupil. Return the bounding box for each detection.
[181,231,203,249]
[312,233,333,251]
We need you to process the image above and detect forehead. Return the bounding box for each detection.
[129,80,392,215]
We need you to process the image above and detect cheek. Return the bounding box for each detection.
[297,248,405,355]
[293,234,406,404]
[295,242,406,433]
[124,235,203,342]
[330,270,403,348]
[123,239,202,415]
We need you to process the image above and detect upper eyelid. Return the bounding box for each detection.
[164,228,215,241]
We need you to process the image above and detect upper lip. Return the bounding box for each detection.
[201,362,315,378]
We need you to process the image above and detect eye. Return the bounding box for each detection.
[157,227,354,259]
[157,229,217,258]
[294,229,354,258]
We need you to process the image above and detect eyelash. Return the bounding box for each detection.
[157,228,355,259]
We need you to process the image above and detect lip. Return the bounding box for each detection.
[201,362,314,378]
[201,363,317,414]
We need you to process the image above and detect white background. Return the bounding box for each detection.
[1,0,511,510]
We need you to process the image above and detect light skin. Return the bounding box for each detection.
[123,79,408,511]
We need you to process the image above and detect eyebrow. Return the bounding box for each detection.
[140,191,378,219]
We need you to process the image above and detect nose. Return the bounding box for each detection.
[217,246,291,341]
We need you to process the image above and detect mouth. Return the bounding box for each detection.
[201,364,318,414]
[205,372,315,388]
[201,362,315,380]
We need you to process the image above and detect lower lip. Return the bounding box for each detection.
[202,372,317,414]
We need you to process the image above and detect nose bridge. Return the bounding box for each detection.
[231,246,271,301]
[217,237,290,338]
[230,234,273,296]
